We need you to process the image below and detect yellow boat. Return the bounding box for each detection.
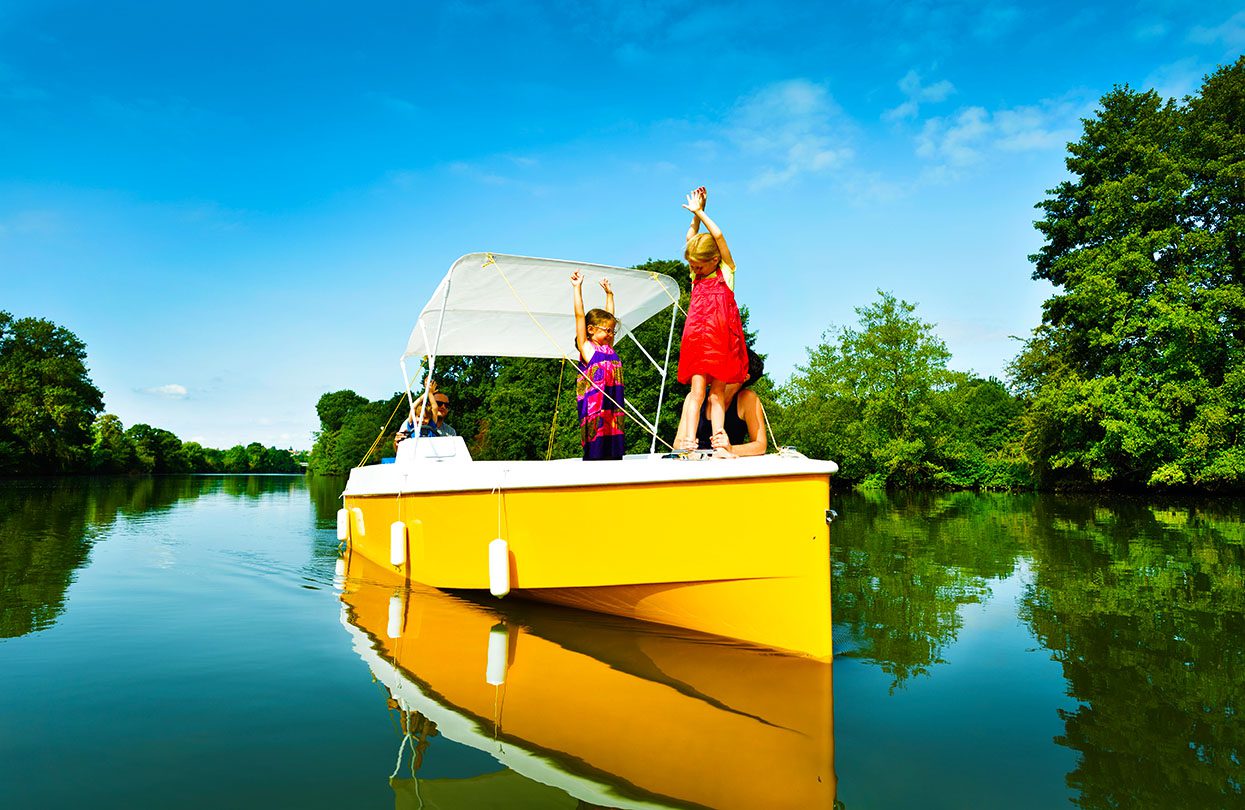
[340,253,838,660]
[338,553,836,809]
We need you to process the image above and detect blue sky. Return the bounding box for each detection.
[3,1,1242,449]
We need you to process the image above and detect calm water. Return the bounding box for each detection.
[1,477,1241,808]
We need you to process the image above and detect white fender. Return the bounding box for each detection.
[333,557,346,588]
[336,508,350,541]
[488,538,510,597]
[387,593,404,639]
[486,623,509,686]
[390,521,407,567]
[351,507,365,537]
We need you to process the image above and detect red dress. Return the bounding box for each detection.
[677,264,749,384]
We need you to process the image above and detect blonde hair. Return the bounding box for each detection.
[684,232,720,264]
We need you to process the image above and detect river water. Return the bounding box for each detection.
[0,476,1240,808]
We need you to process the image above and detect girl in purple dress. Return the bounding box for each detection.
[571,271,625,460]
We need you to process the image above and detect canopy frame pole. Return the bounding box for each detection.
[399,356,417,420]
[412,280,453,457]
[625,328,666,373]
[649,301,678,453]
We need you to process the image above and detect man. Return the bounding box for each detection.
[394,380,457,448]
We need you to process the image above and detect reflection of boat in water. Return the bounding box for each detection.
[339,553,835,809]
[340,253,837,660]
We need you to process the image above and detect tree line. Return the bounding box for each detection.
[0,311,305,475]
[311,58,1243,492]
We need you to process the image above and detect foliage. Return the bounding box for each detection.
[0,310,303,476]
[0,311,104,473]
[86,416,303,474]
[1018,496,1245,806]
[778,291,1028,488]
[1015,58,1245,490]
[307,392,401,475]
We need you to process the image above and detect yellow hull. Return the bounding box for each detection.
[341,555,835,809]
[343,471,832,660]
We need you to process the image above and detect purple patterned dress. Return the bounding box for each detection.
[577,341,625,460]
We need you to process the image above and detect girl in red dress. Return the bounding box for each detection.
[674,187,750,453]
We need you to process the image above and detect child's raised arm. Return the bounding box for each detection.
[685,185,706,243]
[600,277,615,315]
[683,187,735,272]
[571,271,589,361]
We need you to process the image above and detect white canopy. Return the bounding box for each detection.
[402,253,682,361]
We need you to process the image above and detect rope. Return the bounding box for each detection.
[645,269,688,317]
[487,254,675,451]
[760,396,780,453]
[546,358,566,460]
[493,484,503,538]
[357,390,414,469]
[389,731,411,779]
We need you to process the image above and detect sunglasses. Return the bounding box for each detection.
[434,399,450,409]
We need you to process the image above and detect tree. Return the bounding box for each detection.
[89,413,136,473]
[124,424,186,473]
[1016,59,1245,489]
[779,291,964,487]
[308,390,402,474]
[931,376,1030,489]
[222,444,250,473]
[0,311,104,473]
[315,390,369,433]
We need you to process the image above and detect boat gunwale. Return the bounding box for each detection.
[344,455,838,497]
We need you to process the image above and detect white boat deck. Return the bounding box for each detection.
[344,436,838,496]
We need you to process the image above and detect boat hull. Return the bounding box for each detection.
[343,458,833,659]
[340,558,835,809]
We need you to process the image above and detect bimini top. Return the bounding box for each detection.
[402,253,682,361]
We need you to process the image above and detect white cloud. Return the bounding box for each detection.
[1143,58,1204,101]
[915,97,1084,177]
[725,79,855,190]
[884,70,955,122]
[1189,10,1245,49]
[141,384,189,399]
[917,106,990,167]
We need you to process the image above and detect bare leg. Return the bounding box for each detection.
[707,379,728,448]
[676,375,708,452]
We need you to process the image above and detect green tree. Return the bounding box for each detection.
[123,424,186,473]
[931,376,1031,489]
[179,441,211,472]
[779,291,965,487]
[1016,59,1245,490]
[315,390,369,432]
[89,413,136,473]
[0,311,105,473]
[222,444,249,473]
